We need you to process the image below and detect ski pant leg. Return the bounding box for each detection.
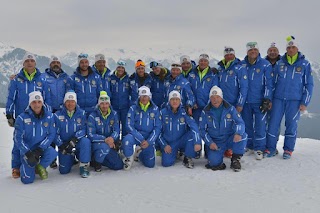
[139,144,155,168]
[231,133,247,155]
[39,146,58,168]
[20,157,36,184]
[267,98,285,153]
[193,107,203,125]
[122,134,136,157]
[58,151,74,174]
[102,148,124,170]
[283,100,301,152]
[117,108,129,139]
[253,104,267,151]
[182,131,197,159]
[76,137,91,163]
[161,145,177,167]
[206,143,227,167]
[242,103,254,149]
[12,141,21,169]
[92,142,111,163]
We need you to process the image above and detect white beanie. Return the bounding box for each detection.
[98,91,111,105]
[64,91,77,103]
[23,53,36,64]
[29,91,43,106]
[49,55,61,65]
[78,53,89,64]
[95,54,106,63]
[138,86,152,98]
[199,53,209,61]
[170,63,182,71]
[246,42,259,52]
[180,55,191,64]
[286,36,299,49]
[168,90,181,101]
[224,46,235,56]
[209,86,223,99]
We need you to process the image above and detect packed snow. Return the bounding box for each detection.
[0,108,319,213]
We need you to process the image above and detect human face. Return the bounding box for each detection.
[139,95,150,105]
[224,54,235,63]
[95,60,106,72]
[171,68,181,78]
[136,67,145,77]
[23,59,36,73]
[247,48,259,61]
[50,61,61,73]
[79,59,89,71]
[198,59,209,70]
[181,61,191,71]
[152,67,161,75]
[30,100,43,114]
[116,66,125,76]
[65,100,76,112]
[210,95,223,108]
[286,46,298,57]
[99,102,110,114]
[267,47,279,59]
[169,97,181,110]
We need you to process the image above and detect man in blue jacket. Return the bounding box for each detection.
[54,91,91,177]
[43,56,69,168]
[14,91,57,184]
[159,91,201,168]
[91,53,111,95]
[87,91,124,172]
[67,53,103,117]
[266,36,314,159]
[180,55,194,78]
[6,53,51,178]
[241,42,273,160]
[122,86,161,170]
[199,86,247,172]
[217,47,248,158]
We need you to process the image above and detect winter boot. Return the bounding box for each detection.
[12,168,20,179]
[183,157,194,169]
[94,162,102,172]
[283,150,292,160]
[224,149,233,158]
[79,164,90,178]
[134,145,142,161]
[50,159,58,169]
[230,154,242,172]
[254,150,264,160]
[123,155,134,171]
[176,150,184,160]
[36,164,48,180]
[264,149,279,158]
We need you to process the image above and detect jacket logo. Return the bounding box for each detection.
[296,67,302,72]
[206,78,211,81]
[77,118,81,123]
[226,114,231,119]
[43,122,48,127]
[229,70,233,75]
[150,113,155,118]
[75,77,80,82]
[92,80,96,85]
[110,120,114,125]
[111,80,116,84]
[37,82,42,87]
[180,117,185,123]
[243,75,247,79]
[256,69,260,73]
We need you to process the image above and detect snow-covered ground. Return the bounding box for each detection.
[0,108,320,213]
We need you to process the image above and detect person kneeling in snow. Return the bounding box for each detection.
[54,91,91,178]
[122,86,161,170]
[14,91,57,184]
[199,86,247,172]
[87,91,124,172]
[159,90,201,168]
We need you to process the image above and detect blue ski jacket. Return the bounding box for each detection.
[109,72,131,110]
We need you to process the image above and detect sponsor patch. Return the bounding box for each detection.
[226,114,231,119]
[43,122,48,127]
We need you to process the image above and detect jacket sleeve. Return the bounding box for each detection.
[75,111,87,140]
[53,113,64,147]
[199,110,213,146]
[6,79,17,116]
[42,78,52,111]
[158,111,168,149]
[96,77,103,98]
[127,106,145,143]
[38,113,56,150]
[87,113,106,143]
[105,76,112,99]
[263,63,273,101]
[230,107,245,136]
[146,108,162,145]
[301,62,314,106]
[183,81,195,107]
[110,111,120,141]
[237,66,248,107]
[185,113,201,145]
[14,115,30,155]
[66,76,74,91]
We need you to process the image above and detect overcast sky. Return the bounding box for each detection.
[1,0,319,61]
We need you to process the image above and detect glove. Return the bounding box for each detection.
[24,148,43,166]
[260,98,271,113]
[59,138,77,155]
[211,67,219,75]
[6,114,15,127]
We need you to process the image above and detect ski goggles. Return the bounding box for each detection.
[149,61,162,69]
[78,53,88,59]
[99,97,109,101]
[199,54,209,61]
[135,60,145,68]
[117,60,126,67]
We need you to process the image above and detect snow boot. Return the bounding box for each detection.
[50,159,58,169]
[176,150,184,160]
[230,154,242,172]
[80,164,90,178]
[12,168,20,179]
[36,164,48,180]
[263,149,278,158]
[94,162,102,172]
[183,157,194,169]
[134,145,142,161]
[254,150,264,160]
[224,149,233,158]
[123,155,134,171]
[283,150,292,160]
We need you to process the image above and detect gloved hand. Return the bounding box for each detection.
[24,148,43,166]
[59,137,77,155]
[211,67,219,75]
[6,114,15,127]
[260,98,271,113]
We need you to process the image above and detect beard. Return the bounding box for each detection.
[52,65,61,73]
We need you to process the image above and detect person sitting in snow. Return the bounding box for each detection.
[159,90,201,168]
[14,91,57,184]
[122,86,161,170]
[199,86,247,172]
[54,91,91,178]
[87,91,124,172]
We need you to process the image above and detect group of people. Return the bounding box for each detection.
[5,36,313,184]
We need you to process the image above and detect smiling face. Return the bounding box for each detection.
[169,97,181,110]
[65,100,76,111]
[50,61,61,72]
[247,48,259,60]
[171,67,181,78]
[267,47,279,59]
[198,59,209,70]
[286,46,298,57]
[152,67,161,75]
[79,59,89,71]
[210,95,223,108]
[139,95,150,105]
[30,100,43,114]
[99,102,110,114]
[23,59,36,73]
[181,61,191,71]
[136,67,145,77]
[95,60,106,72]
[224,54,235,63]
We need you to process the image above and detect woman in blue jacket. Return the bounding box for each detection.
[14,91,57,184]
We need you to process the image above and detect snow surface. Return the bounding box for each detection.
[0,108,320,213]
